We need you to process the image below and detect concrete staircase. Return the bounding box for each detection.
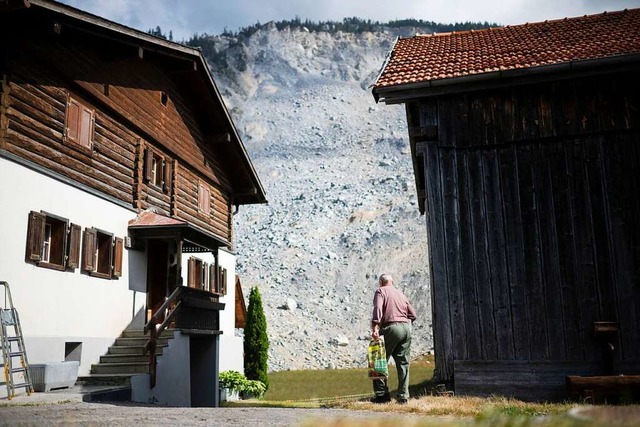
[88,329,175,377]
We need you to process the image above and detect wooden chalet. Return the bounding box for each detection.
[0,0,265,406]
[372,9,640,401]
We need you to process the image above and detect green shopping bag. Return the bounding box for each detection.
[367,336,388,379]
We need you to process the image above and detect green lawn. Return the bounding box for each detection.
[264,355,435,401]
[232,356,639,426]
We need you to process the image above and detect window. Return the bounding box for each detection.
[198,182,211,215]
[187,257,209,290]
[81,228,123,279]
[144,148,171,193]
[25,211,81,271]
[187,257,226,295]
[65,95,94,150]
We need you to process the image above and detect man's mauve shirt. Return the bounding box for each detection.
[371,285,417,325]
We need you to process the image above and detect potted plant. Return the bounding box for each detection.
[240,379,266,400]
[218,370,267,402]
[218,370,245,402]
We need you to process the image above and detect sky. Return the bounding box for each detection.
[60,0,640,42]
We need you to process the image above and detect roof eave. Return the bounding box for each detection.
[197,52,267,205]
[28,0,199,57]
[373,53,640,104]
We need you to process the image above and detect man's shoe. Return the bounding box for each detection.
[397,398,408,404]
[371,394,391,404]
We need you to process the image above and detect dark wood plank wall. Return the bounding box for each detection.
[2,33,234,244]
[409,71,640,391]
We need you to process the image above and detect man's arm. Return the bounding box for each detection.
[371,289,383,339]
[407,300,417,322]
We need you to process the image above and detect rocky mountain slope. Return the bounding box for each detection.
[204,24,435,371]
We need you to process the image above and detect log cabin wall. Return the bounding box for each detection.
[407,70,640,399]
[175,164,232,244]
[1,10,234,244]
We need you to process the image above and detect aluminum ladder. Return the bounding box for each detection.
[0,281,33,399]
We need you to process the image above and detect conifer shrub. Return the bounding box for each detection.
[244,286,269,389]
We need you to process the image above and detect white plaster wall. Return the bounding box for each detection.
[217,249,243,374]
[179,249,243,373]
[0,157,146,376]
[131,331,191,406]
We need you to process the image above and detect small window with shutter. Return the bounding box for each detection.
[81,227,123,280]
[197,181,211,216]
[25,211,80,271]
[187,257,205,289]
[144,148,172,194]
[65,95,94,150]
[215,266,227,295]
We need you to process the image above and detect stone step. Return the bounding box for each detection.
[121,329,176,338]
[107,344,166,355]
[77,374,134,387]
[99,354,151,364]
[114,337,169,347]
[76,374,137,386]
[91,362,149,375]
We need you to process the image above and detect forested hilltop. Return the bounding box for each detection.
[149,16,497,44]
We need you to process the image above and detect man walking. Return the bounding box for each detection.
[371,273,416,404]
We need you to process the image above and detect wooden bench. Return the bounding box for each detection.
[567,375,640,404]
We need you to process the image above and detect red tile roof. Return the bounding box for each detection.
[128,210,187,227]
[374,8,640,89]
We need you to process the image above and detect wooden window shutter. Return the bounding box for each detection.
[187,257,196,288]
[209,264,215,293]
[222,268,228,295]
[204,262,210,290]
[66,223,81,269]
[205,187,211,215]
[66,98,80,143]
[163,159,172,193]
[81,228,97,272]
[26,211,46,261]
[112,237,123,278]
[197,183,204,210]
[216,266,222,294]
[144,148,153,182]
[78,105,94,148]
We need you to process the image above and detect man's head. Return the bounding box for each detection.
[378,274,393,287]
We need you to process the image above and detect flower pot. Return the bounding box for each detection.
[220,387,240,402]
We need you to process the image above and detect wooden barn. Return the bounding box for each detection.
[0,0,264,405]
[373,9,640,401]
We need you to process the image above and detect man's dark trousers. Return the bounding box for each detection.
[373,322,411,400]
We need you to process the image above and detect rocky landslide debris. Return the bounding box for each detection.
[206,24,435,371]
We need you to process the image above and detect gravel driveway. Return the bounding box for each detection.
[0,401,433,426]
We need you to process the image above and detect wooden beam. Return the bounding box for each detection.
[235,187,257,196]
[0,0,30,12]
[0,76,9,151]
[409,124,438,139]
[167,60,198,74]
[212,133,231,144]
